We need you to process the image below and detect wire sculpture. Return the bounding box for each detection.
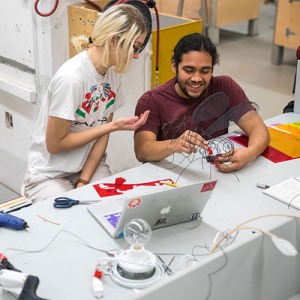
[161,92,260,180]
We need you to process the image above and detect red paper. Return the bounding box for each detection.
[228,134,299,163]
[93,177,175,197]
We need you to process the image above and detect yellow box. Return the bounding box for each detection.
[268,122,300,158]
[151,13,202,87]
[68,2,202,88]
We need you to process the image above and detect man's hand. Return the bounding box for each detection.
[171,130,208,155]
[213,147,257,172]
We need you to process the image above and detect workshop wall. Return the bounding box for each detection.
[0,0,150,194]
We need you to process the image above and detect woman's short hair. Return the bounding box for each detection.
[71,4,147,73]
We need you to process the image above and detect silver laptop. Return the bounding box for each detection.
[87,180,217,238]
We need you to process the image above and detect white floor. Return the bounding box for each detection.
[0,2,298,202]
[287,293,300,300]
[215,2,296,121]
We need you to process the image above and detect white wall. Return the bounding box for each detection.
[106,50,152,174]
[0,0,151,194]
[294,60,300,113]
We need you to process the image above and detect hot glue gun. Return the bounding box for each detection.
[0,212,29,230]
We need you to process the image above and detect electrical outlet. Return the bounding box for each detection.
[5,112,13,129]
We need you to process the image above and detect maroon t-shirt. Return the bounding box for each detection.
[135,75,254,140]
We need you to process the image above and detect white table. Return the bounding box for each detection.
[1,113,299,300]
[135,112,300,300]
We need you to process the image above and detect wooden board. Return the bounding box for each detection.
[155,0,202,19]
[215,0,261,27]
[274,0,300,50]
[154,0,261,25]
[68,1,109,58]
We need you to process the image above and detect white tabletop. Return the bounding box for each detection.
[1,113,299,300]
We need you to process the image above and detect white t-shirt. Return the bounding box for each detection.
[27,50,125,178]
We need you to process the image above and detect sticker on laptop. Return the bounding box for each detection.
[201,181,217,192]
[127,197,142,208]
[154,206,171,227]
[104,212,121,228]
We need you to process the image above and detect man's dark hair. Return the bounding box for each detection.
[172,33,219,69]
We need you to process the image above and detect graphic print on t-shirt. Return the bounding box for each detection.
[76,83,116,118]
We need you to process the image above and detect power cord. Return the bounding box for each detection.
[210,213,300,255]
[34,0,102,17]
[34,0,59,17]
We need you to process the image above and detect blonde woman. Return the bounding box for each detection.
[22,4,150,202]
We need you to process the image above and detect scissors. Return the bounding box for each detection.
[53,197,100,209]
